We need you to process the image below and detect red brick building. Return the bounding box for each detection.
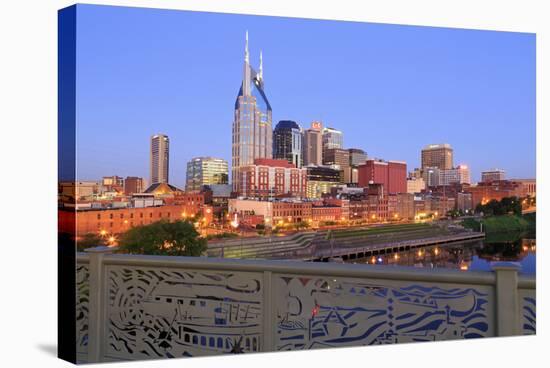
[59,203,213,236]
[358,159,407,194]
[237,158,308,198]
[123,176,145,195]
[272,201,313,224]
[311,205,345,222]
[464,180,525,207]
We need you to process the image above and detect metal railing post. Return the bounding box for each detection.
[262,271,274,352]
[85,246,116,363]
[491,262,521,336]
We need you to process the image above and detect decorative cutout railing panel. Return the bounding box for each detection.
[74,251,536,363]
[273,275,493,350]
[104,266,264,360]
[76,264,89,357]
[519,290,536,335]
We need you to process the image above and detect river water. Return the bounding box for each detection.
[349,232,536,275]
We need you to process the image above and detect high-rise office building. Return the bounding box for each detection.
[421,143,453,170]
[232,32,273,193]
[322,127,343,162]
[150,134,169,185]
[303,121,323,166]
[481,169,506,182]
[273,120,302,168]
[186,157,229,191]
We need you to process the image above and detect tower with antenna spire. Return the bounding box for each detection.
[232,32,273,194]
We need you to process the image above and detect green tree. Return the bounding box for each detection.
[118,220,207,256]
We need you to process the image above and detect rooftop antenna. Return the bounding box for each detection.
[244,30,249,63]
[258,50,263,80]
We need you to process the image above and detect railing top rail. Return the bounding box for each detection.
[77,253,90,263]
[518,276,536,289]
[74,252,515,286]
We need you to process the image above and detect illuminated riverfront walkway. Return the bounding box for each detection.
[206,223,484,261]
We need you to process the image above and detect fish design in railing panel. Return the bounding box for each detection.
[105,267,263,360]
[522,296,536,335]
[76,265,89,355]
[275,276,491,350]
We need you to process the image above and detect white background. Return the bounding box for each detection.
[0,0,547,367]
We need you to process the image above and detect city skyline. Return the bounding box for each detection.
[75,5,535,186]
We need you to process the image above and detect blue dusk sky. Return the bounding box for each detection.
[75,4,536,187]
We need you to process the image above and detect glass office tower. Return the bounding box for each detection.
[273,120,302,168]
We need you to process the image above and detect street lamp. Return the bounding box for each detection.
[230,214,243,257]
[107,235,117,247]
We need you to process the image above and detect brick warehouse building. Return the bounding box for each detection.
[59,203,213,236]
[358,159,407,194]
[464,180,528,207]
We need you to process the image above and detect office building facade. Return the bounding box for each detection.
[236,158,307,199]
[481,169,506,183]
[150,134,170,185]
[322,127,343,162]
[421,143,453,170]
[186,157,229,191]
[302,121,323,166]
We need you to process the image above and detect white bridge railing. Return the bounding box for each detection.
[76,247,536,363]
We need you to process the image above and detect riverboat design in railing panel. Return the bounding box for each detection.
[104,266,264,360]
[76,264,90,357]
[273,275,493,350]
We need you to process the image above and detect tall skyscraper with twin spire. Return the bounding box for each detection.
[232,31,273,193]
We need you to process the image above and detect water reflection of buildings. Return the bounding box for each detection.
[351,238,536,272]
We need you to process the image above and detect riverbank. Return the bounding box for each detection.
[462,213,535,234]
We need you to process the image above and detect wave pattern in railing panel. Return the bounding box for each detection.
[520,292,536,335]
[104,266,263,360]
[76,264,89,356]
[274,275,493,350]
